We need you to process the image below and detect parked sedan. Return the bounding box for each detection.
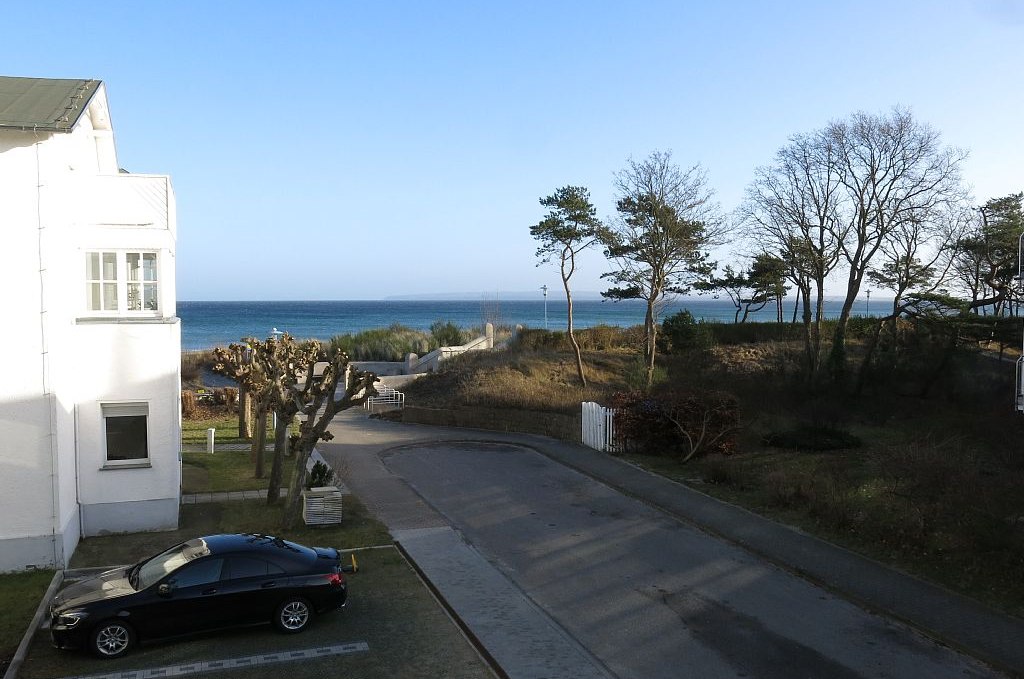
[50,533,347,658]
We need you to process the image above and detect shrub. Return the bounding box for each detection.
[610,389,740,461]
[430,320,470,348]
[306,461,335,489]
[622,359,668,391]
[662,311,715,353]
[181,390,198,419]
[222,387,238,410]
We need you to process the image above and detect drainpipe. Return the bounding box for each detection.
[35,137,62,567]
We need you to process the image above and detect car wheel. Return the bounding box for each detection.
[90,620,135,659]
[274,597,313,633]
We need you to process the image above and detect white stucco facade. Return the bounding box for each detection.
[0,80,181,571]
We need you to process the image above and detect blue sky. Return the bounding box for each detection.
[3,1,1022,300]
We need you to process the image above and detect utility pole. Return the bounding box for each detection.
[540,285,548,329]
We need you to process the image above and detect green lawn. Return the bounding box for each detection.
[0,570,55,669]
[181,414,259,446]
[181,450,295,493]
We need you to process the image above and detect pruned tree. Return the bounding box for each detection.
[214,339,275,478]
[282,345,376,528]
[600,151,724,387]
[531,185,601,386]
[215,335,310,499]
[215,336,376,513]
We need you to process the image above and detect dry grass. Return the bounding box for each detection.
[403,348,636,414]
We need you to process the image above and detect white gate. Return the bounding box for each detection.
[581,401,617,452]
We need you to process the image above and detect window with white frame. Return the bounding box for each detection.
[102,403,149,464]
[85,251,159,314]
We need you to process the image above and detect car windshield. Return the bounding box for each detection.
[132,539,210,590]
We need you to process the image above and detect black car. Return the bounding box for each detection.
[49,533,347,658]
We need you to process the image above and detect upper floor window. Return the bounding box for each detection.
[85,251,159,314]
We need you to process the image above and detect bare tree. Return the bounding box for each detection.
[745,108,967,382]
[531,186,600,386]
[601,150,724,387]
[743,132,845,380]
[854,204,970,392]
[826,108,967,379]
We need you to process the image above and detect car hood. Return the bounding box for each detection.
[52,567,135,610]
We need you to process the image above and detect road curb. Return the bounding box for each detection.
[393,539,509,679]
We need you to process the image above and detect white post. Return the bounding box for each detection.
[206,428,216,454]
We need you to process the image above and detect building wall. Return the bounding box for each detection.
[0,131,67,570]
[0,84,180,571]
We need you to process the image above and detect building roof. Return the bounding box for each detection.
[0,76,101,132]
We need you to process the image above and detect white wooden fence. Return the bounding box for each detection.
[581,401,617,452]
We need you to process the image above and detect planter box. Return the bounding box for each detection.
[302,486,343,525]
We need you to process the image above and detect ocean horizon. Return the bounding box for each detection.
[178,297,879,351]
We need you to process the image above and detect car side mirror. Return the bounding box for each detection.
[158,583,173,597]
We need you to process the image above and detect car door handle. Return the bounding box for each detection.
[261,582,276,589]
[202,588,218,595]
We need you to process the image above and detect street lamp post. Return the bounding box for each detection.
[865,290,870,316]
[540,285,548,329]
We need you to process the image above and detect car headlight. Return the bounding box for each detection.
[56,611,88,628]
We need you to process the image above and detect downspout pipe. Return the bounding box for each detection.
[35,136,62,567]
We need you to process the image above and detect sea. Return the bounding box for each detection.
[178,297,869,351]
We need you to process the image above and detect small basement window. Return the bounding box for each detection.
[102,403,149,464]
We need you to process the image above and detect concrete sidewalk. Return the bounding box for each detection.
[320,410,1024,678]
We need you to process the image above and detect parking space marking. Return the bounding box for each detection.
[59,642,370,679]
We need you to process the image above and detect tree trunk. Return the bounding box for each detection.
[252,406,267,478]
[284,440,311,528]
[238,386,253,438]
[853,317,888,395]
[563,263,586,387]
[800,282,815,379]
[266,415,290,504]
[644,297,657,388]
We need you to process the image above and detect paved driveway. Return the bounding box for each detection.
[383,440,1004,679]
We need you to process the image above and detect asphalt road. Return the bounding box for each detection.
[383,441,1004,679]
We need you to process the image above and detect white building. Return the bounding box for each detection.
[0,76,181,571]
